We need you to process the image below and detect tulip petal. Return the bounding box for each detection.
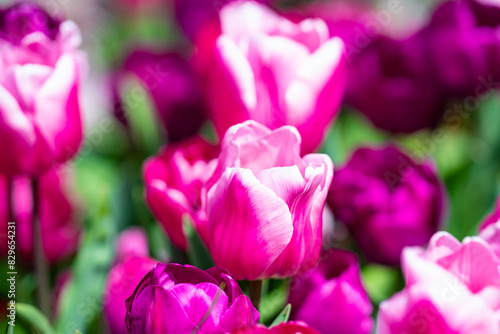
[34,53,82,162]
[286,37,346,153]
[0,84,35,175]
[207,168,293,280]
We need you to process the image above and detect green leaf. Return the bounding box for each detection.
[183,216,214,270]
[16,303,55,334]
[74,330,83,334]
[259,281,287,324]
[361,264,402,305]
[270,304,291,327]
[122,76,162,156]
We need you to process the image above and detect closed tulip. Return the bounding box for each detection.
[0,167,80,262]
[378,231,500,333]
[328,146,446,265]
[206,121,333,280]
[0,3,86,176]
[143,136,219,250]
[206,1,347,154]
[125,263,259,333]
[122,49,207,143]
[288,249,373,334]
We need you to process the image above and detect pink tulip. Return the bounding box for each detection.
[104,257,158,334]
[143,136,219,250]
[0,167,80,263]
[232,322,320,334]
[206,1,347,154]
[378,231,500,333]
[0,3,86,176]
[103,227,158,334]
[206,121,333,280]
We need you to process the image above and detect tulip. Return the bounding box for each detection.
[377,231,500,333]
[104,228,157,334]
[205,121,333,280]
[231,322,320,334]
[0,167,80,262]
[288,249,373,334]
[0,3,86,176]
[122,49,207,143]
[206,1,347,154]
[480,197,500,231]
[125,263,259,333]
[328,146,446,265]
[345,34,448,133]
[415,0,500,98]
[143,136,219,250]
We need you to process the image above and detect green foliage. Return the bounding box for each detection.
[16,303,55,334]
[270,304,292,327]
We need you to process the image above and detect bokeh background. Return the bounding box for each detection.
[1,0,500,332]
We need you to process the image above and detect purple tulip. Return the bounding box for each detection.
[328,146,446,265]
[0,3,86,176]
[205,1,347,154]
[288,249,373,334]
[345,34,447,133]
[125,263,259,333]
[0,3,61,43]
[206,121,333,280]
[0,167,80,263]
[122,49,207,142]
[378,231,500,333]
[417,0,500,97]
[143,136,219,250]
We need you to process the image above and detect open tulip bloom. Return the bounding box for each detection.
[205,120,334,280]
[207,0,347,154]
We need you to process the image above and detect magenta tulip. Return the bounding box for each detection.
[104,228,157,334]
[206,1,347,154]
[0,3,86,176]
[288,249,373,334]
[378,231,500,333]
[125,263,259,333]
[206,121,333,280]
[328,146,446,265]
[0,167,80,262]
[231,322,320,334]
[143,136,219,250]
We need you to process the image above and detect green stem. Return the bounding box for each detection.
[249,280,262,311]
[32,178,50,317]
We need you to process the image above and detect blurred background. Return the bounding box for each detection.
[1,0,500,332]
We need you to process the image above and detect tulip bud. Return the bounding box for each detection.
[206,121,333,280]
[289,249,373,334]
[328,146,446,265]
[122,49,207,142]
[125,263,259,333]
